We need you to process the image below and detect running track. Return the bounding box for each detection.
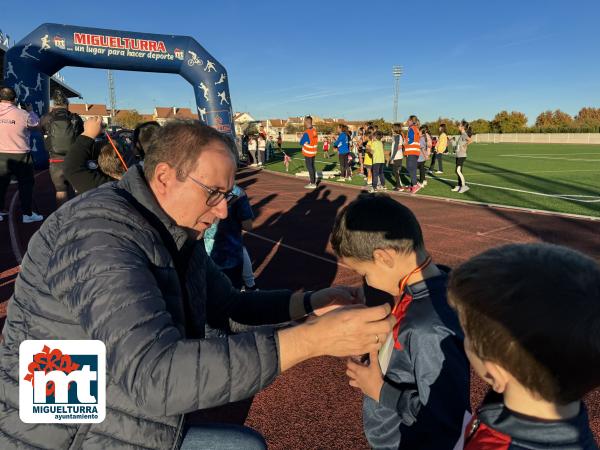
[1,169,599,449]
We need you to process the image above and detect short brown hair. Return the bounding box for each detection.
[331,194,424,260]
[448,243,600,404]
[98,143,126,180]
[143,120,236,182]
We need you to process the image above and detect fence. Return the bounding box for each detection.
[473,133,600,145]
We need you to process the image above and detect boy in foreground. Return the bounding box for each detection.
[448,243,600,449]
[331,194,470,449]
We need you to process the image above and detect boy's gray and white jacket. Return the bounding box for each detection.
[363,269,471,450]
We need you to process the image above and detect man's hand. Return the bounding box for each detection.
[277,304,394,372]
[82,116,103,139]
[311,286,365,316]
[346,350,384,402]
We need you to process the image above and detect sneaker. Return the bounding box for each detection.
[458,185,470,194]
[0,210,7,216]
[368,187,375,193]
[345,177,352,182]
[427,170,433,175]
[422,180,428,187]
[411,185,422,194]
[304,183,317,189]
[393,187,401,192]
[435,170,443,174]
[451,186,460,192]
[243,284,259,292]
[23,212,44,223]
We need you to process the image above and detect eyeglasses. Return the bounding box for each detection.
[187,175,237,207]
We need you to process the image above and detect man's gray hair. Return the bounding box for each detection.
[143,120,237,182]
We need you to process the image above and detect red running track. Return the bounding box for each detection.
[1,168,599,449]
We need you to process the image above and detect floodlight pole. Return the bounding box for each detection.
[392,65,403,123]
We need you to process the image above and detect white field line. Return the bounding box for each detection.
[274,156,600,202]
[433,176,600,203]
[465,169,600,175]
[262,168,600,221]
[500,153,600,156]
[244,231,348,268]
[287,157,600,175]
[499,155,600,162]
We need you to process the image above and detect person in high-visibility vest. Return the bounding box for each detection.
[299,115,319,189]
[405,115,421,193]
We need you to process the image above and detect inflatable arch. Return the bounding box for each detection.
[3,23,234,164]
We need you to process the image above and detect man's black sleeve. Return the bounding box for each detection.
[64,135,114,194]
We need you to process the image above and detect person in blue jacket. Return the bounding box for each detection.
[334,124,351,181]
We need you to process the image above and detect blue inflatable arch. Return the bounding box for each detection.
[3,23,234,142]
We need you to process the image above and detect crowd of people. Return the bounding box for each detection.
[299,115,474,194]
[0,86,599,450]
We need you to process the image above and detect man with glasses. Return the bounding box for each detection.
[0,120,395,450]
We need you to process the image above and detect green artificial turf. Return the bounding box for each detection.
[260,142,600,217]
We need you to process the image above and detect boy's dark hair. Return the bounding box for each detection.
[331,193,424,260]
[374,131,383,140]
[305,115,313,123]
[133,121,160,159]
[461,120,473,137]
[392,123,402,134]
[0,86,16,102]
[98,142,127,180]
[439,123,447,134]
[143,120,236,182]
[448,243,600,404]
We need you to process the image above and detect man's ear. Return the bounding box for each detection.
[483,360,510,394]
[373,249,395,269]
[152,162,174,195]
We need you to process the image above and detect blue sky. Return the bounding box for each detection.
[3,0,599,123]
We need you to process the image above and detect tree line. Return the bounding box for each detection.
[285,107,600,135]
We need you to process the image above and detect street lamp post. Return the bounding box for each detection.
[392,65,403,123]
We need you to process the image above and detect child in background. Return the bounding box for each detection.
[331,194,470,450]
[363,132,373,186]
[257,134,266,167]
[417,125,431,188]
[276,132,283,153]
[448,243,600,449]
[452,120,472,194]
[390,123,405,191]
[429,123,447,174]
[404,115,421,193]
[334,124,351,181]
[369,131,386,192]
[323,136,331,158]
[204,185,254,290]
[248,135,258,167]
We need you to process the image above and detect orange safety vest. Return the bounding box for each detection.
[301,127,319,157]
[404,125,421,156]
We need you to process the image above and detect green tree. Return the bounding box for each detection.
[491,111,528,133]
[243,122,259,136]
[575,107,600,129]
[116,110,143,129]
[316,123,335,135]
[470,119,491,134]
[425,117,459,135]
[535,110,573,129]
[369,118,393,135]
[284,122,303,134]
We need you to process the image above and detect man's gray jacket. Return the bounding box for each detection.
[0,165,291,449]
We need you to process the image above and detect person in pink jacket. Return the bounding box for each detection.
[0,86,43,223]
